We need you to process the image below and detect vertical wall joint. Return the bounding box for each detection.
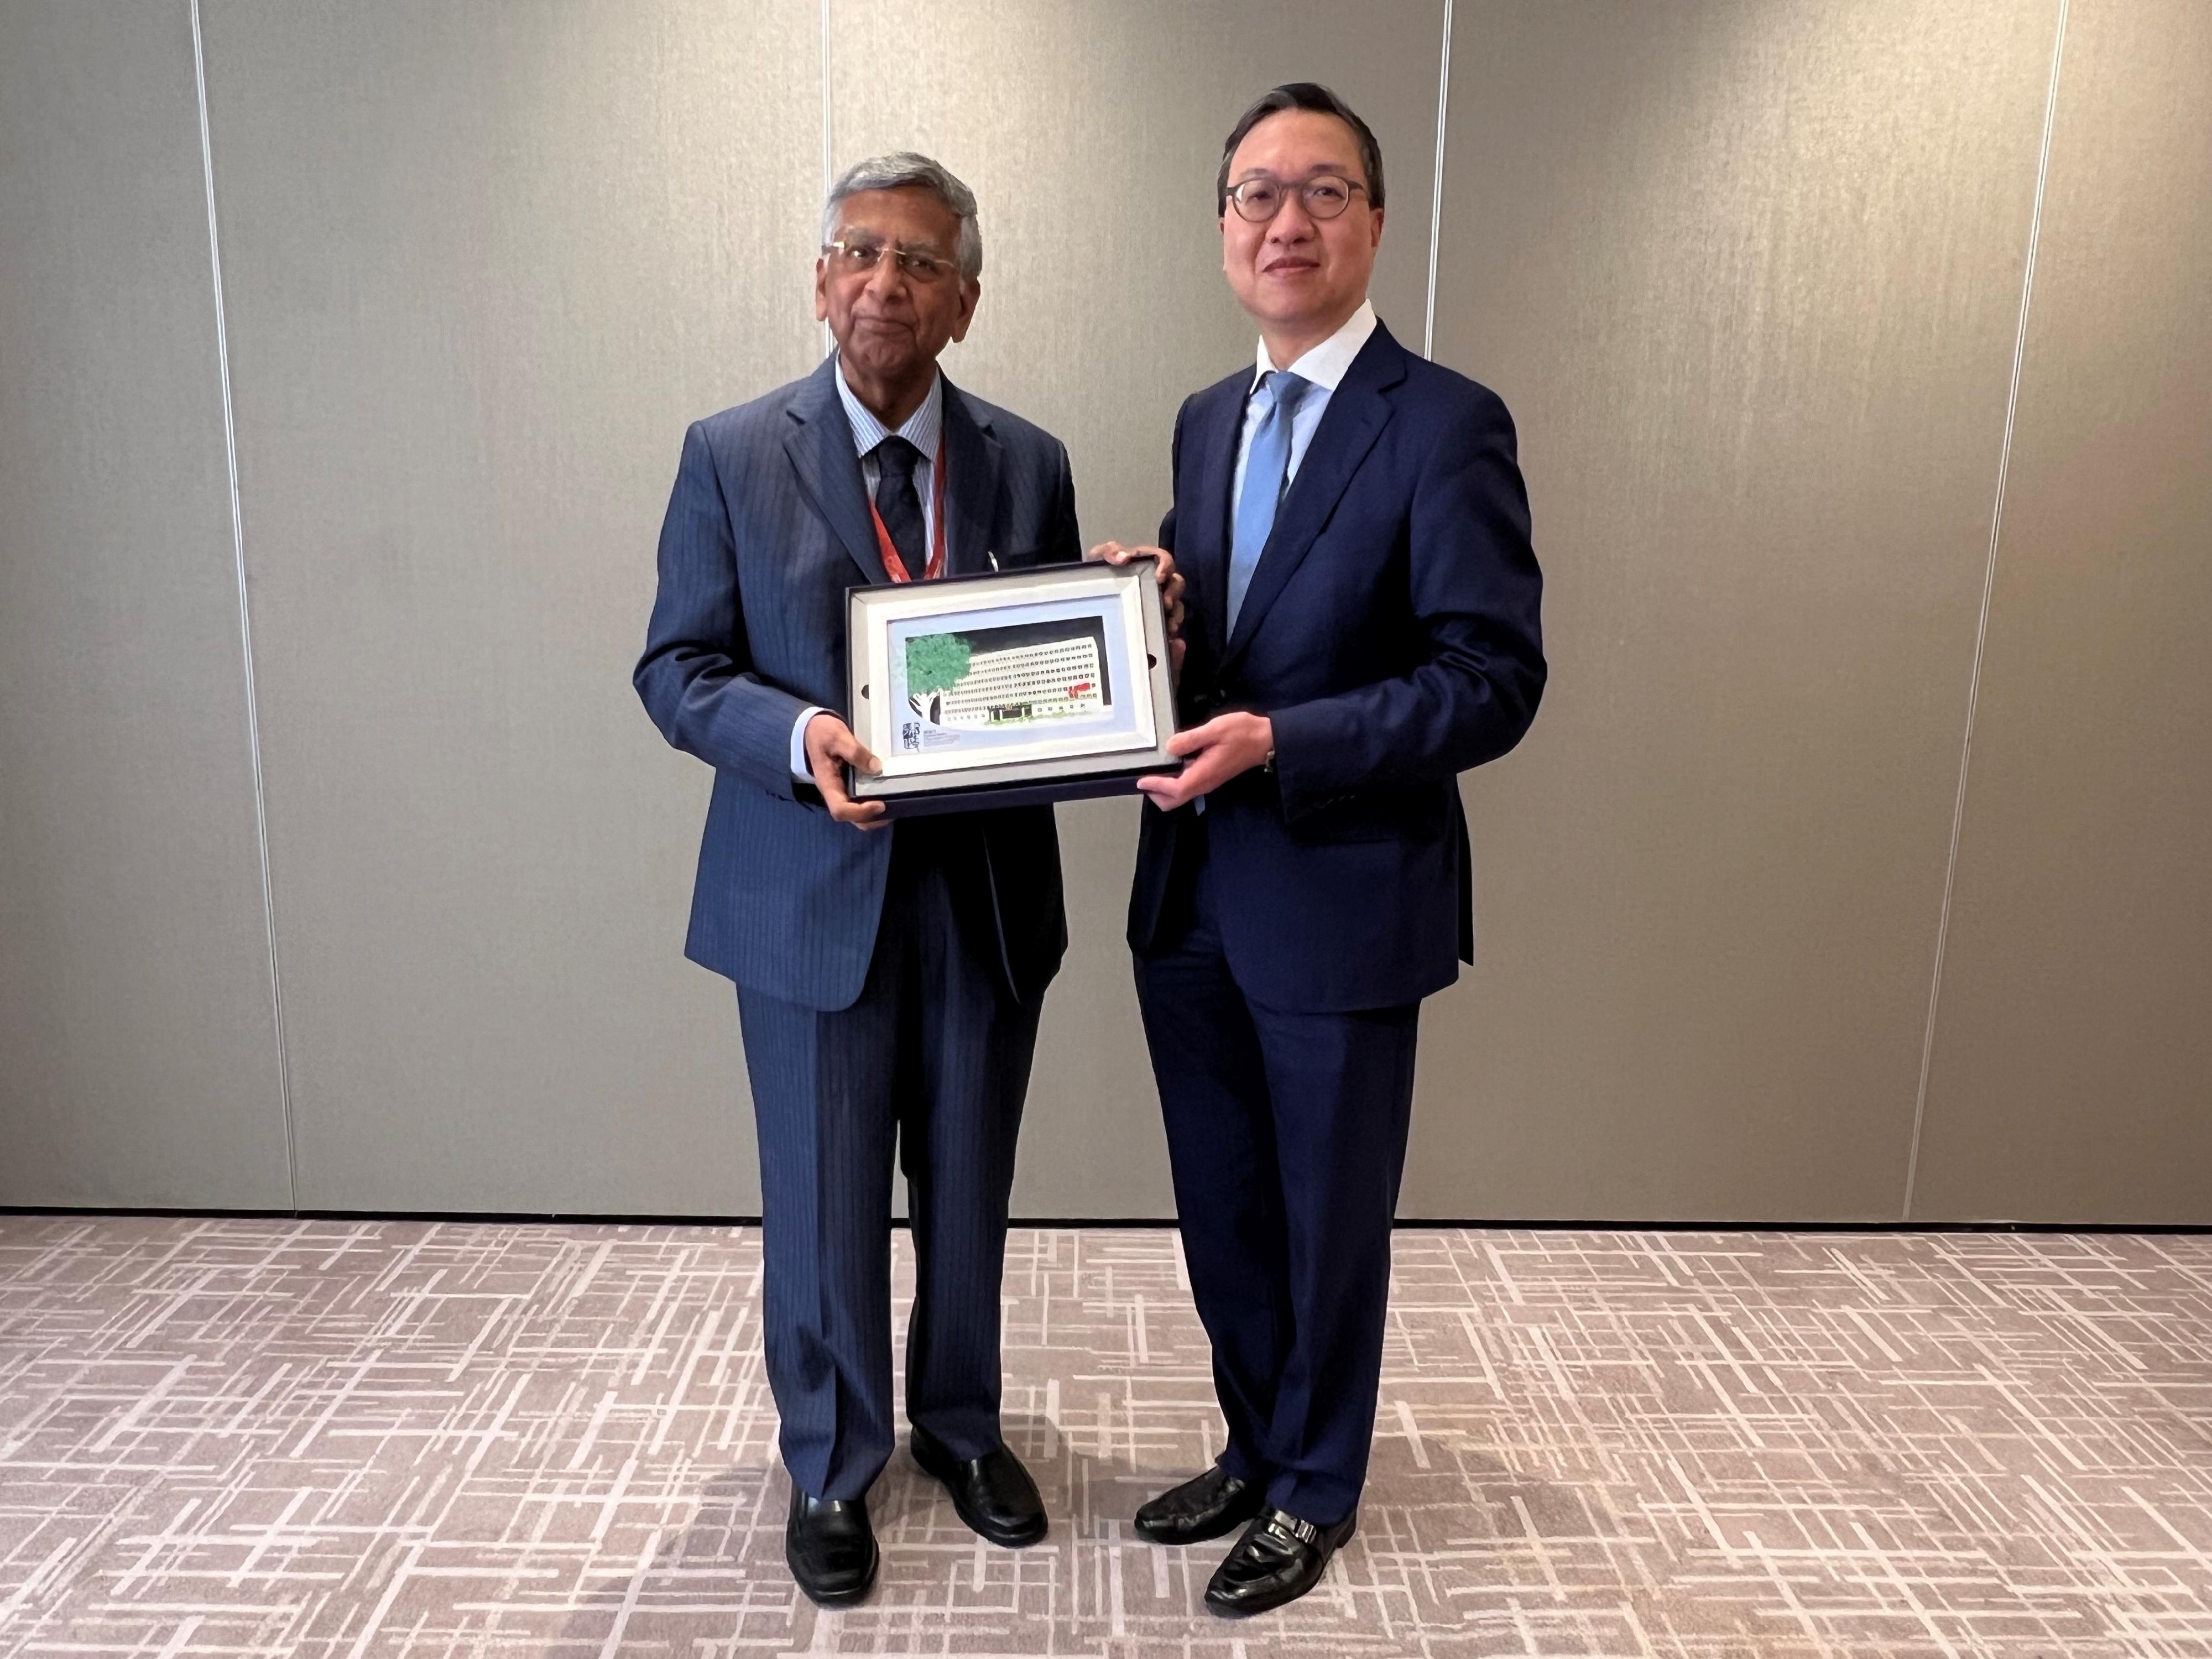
[1422,0,1454,361]
[1903,0,2070,1220]
[819,0,834,359]
[191,0,299,1207]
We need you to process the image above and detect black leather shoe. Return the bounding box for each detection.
[1204,1505,1358,1617]
[785,1489,877,1605]
[1133,1463,1265,1544]
[909,1423,1048,1547]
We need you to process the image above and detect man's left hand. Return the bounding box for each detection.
[1087,540,1186,677]
[1135,711,1273,811]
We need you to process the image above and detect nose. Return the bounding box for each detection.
[863,249,907,302]
[1269,194,1318,243]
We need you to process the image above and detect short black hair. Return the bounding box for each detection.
[1216,82,1385,215]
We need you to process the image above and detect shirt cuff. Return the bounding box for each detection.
[790,706,828,780]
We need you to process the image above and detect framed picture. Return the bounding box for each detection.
[846,557,1180,815]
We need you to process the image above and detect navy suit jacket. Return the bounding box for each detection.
[637,354,1079,1011]
[1128,321,1545,1011]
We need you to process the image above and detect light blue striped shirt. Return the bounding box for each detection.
[832,359,945,556]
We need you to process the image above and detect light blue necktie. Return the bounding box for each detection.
[1227,370,1310,634]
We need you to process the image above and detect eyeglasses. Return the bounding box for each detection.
[1223,174,1368,223]
[821,237,959,285]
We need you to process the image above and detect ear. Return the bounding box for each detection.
[814,258,831,324]
[948,277,980,344]
[1368,206,1385,252]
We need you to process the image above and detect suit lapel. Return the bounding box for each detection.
[782,356,889,586]
[1222,324,1406,668]
[939,379,1001,576]
[1187,375,1249,660]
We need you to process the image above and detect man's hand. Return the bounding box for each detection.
[805,712,888,828]
[1087,540,1187,677]
[1135,711,1273,812]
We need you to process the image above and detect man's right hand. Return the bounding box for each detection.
[805,713,888,828]
[1088,540,1187,679]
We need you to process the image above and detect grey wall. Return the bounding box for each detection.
[1412,0,2066,1220]
[1910,0,2212,1223]
[0,2,289,1206]
[2,0,2203,1223]
[194,0,827,1214]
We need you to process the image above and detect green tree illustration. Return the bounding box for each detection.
[905,632,973,697]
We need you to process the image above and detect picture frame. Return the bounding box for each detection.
[846,556,1180,815]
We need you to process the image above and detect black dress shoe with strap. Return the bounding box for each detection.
[1133,1462,1265,1544]
[785,1489,877,1606]
[909,1423,1048,1547]
[1204,1505,1358,1618]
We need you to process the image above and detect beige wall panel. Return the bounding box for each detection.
[201,1,822,1212]
[0,3,290,1206]
[1413,2,2063,1218]
[831,0,1446,1215]
[1914,1,2212,1222]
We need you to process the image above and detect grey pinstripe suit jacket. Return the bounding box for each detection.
[635,354,1079,1011]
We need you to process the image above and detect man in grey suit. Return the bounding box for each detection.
[636,154,1174,1604]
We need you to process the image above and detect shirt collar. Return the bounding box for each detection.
[1250,299,1378,397]
[832,357,944,460]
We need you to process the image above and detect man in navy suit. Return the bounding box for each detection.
[635,153,1176,1605]
[1104,86,1546,1615]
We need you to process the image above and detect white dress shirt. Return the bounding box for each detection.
[1228,298,1377,523]
[790,360,946,779]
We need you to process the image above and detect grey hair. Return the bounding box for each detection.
[821,152,983,280]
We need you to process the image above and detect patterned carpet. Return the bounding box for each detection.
[1,1219,2210,1656]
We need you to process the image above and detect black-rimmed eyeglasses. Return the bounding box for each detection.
[1223,174,1368,223]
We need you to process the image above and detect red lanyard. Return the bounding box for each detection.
[869,432,948,583]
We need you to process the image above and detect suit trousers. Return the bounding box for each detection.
[736,818,1039,1501]
[1134,829,1420,1526]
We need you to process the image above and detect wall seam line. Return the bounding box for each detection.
[191,0,299,1208]
[1422,0,1454,359]
[1904,0,2070,1222]
[818,0,833,360]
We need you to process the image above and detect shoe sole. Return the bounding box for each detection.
[910,1437,1048,1548]
[794,1574,874,1608]
[787,1545,878,1607]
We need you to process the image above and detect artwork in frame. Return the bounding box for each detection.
[846,557,1180,815]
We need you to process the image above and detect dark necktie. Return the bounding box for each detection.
[873,435,928,579]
